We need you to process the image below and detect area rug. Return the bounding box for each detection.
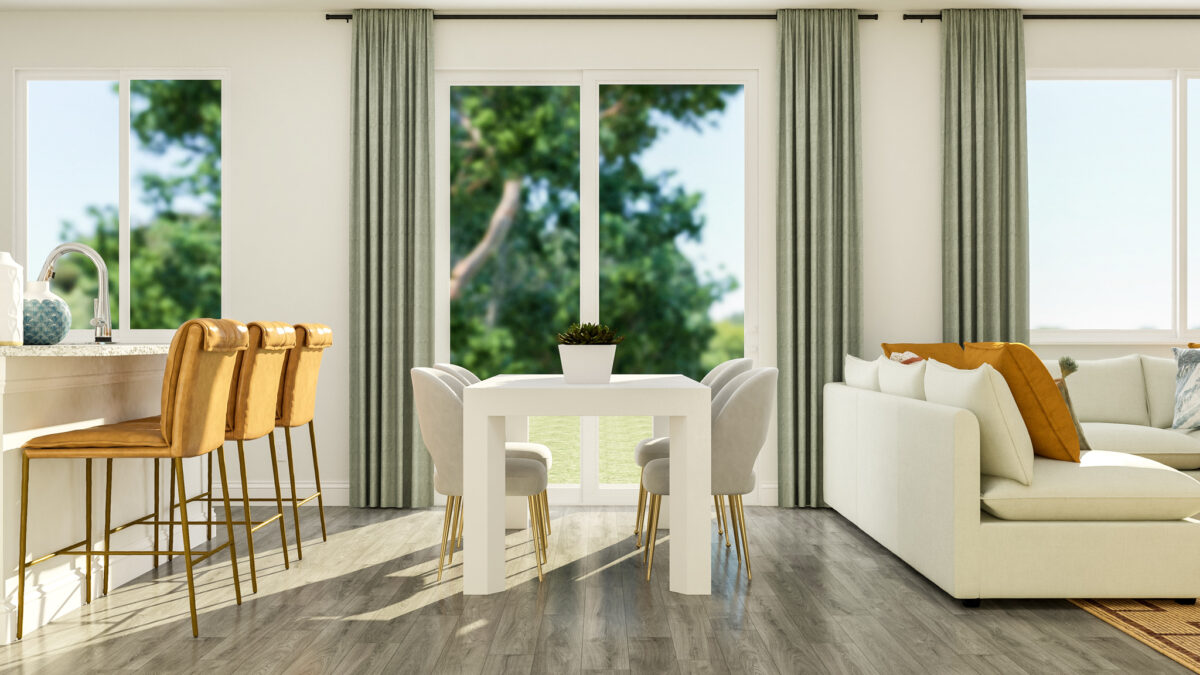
[1072,599,1200,673]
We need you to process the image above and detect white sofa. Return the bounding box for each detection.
[824,354,1200,602]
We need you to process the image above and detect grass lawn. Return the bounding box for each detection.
[528,415,651,485]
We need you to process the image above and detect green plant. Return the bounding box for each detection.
[556,322,625,346]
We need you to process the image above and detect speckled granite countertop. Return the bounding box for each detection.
[0,343,170,357]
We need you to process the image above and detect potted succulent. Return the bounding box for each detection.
[556,322,624,384]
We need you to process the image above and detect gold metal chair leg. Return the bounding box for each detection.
[173,458,200,638]
[17,454,30,640]
[167,459,176,558]
[714,495,725,537]
[206,453,213,542]
[307,421,328,541]
[236,440,258,593]
[85,458,93,603]
[531,493,547,564]
[215,447,243,604]
[541,491,551,537]
[729,495,743,565]
[722,496,733,548]
[634,468,646,547]
[456,497,464,551]
[735,495,751,581]
[527,496,544,582]
[448,497,462,566]
[102,459,113,595]
[279,430,303,561]
[645,495,662,581]
[153,459,161,569]
[437,497,454,581]
[267,431,291,569]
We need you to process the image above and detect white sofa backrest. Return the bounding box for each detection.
[1142,355,1177,428]
[1043,354,1150,426]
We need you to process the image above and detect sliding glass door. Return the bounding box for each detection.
[440,72,750,504]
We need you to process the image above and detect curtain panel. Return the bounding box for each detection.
[349,8,435,508]
[942,8,1029,344]
[776,8,863,508]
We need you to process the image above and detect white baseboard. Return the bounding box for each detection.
[755,482,779,507]
[212,480,350,506]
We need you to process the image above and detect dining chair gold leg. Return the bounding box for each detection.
[280,430,303,561]
[102,458,113,595]
[437,497,454,581]
[714,495,725,537]
[17,454,30,640]
[447,496,462,567]
[634,468,646,547]
[456,496,464,551]
[527,496,544,582]
[206,453,213,542]
[532,493,547,564]
[645,495,662,581]
[722,496,733,548]
[173,458,200,638]
[236,440,258,593]
[728,494,743,564]
[541,491,551,536]
[735,495,751,581]
[167,459,176,559]
[267,431,291,569]
[85,458,93,604]
[153,459,161,569]
[307,421,328,541]
[215,447,243,605]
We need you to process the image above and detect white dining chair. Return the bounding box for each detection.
[640,367,778,581]
[411,367,550,582]
[432,363,554,537]
[632,357,753,546]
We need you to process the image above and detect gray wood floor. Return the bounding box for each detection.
[0,504,1187,674]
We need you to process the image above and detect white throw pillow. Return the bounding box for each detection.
[844,354,881,391]
[1065,354,1150,426]
[878,358,926,400]
[981,451,1200,521]
[924,360,1034,485]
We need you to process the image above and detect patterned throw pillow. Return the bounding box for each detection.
[1172,348,1200,430]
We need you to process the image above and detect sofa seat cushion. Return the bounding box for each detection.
[1080,422,1200,470]
[981,450,1200,521]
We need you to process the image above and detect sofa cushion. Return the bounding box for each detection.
[878,358,925,399]
[1084,422,1200,470]
[981,451,1200,520]
[1142,355,1177,429]
[965,342,1080,463]
[844,355,880,391]
[925,360,1034,485]
[1053,355,1150,426]
[882,342,966,369]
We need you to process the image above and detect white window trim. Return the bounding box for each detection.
[434,69,759,505]
[14,67,227,344]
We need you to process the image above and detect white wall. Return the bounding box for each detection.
[0,12,354,505]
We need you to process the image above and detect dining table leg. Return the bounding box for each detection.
[463,409,507,595]
[669,394,711,594]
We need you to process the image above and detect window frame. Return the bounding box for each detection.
[1028,67,1194,345]
[434,69,759,505]
[15,67,227,344]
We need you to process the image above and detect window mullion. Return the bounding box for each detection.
[1179,70,1190,337]
[118,74,132,334]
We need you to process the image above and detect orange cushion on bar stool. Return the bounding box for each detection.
[277,323,333,429]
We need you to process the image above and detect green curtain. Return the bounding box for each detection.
[349,8,434,508]
[776,9,862,508]
[942,9,1029,344]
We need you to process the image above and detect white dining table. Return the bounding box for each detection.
[462,374,712,595]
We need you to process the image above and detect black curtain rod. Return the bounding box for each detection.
[326,12,879,21]
[903,12,1200,21]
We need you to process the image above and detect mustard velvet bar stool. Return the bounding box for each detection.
[16,318,248,639]
[274,323,333,559]
[166,321,296,593]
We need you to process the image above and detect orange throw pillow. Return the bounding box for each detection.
[881,342,967,369]
[965,342,1080,462]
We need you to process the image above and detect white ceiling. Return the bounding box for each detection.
[1,0,1200,12]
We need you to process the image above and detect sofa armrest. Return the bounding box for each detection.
[823,383,983,598]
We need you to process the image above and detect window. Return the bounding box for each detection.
[19,71,223,338]
[1028,72,1198,342]
[441,72,750,503]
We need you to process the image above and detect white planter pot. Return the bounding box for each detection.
[0,252,22,346]
[558,344,616,384]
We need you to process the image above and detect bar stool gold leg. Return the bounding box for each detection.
[153,459,161,569]
[102,459,113,595]
[267,431,291,569]
[280,430,303,561]
[236,440,258,593]
[17,454,30,640]
[85,458,93,604]
[307,422,328,541]
[215,447,243,605]
[206,453,213,541]
[173,458,200,638]
[645,495,662,581]
[167,459,176,559]
[437,497,454,581]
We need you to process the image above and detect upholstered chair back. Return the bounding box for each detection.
[160,318,249,458]
[428,368,467,399]
[434,362,481,386]
[411,367,465,496]
[703,358,753,400]
[227,322,296,441]
[711,367,779,495]
[276,323,333,428]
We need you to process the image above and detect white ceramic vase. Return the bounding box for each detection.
[558,344,617,384]
[23,281,71,346]
[0,252,22,346]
